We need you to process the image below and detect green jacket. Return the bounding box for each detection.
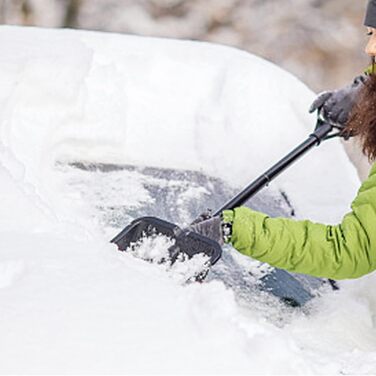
[222,163,376,280]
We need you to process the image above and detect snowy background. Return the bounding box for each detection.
[1,26,376,374]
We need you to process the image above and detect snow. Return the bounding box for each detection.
[0,25,375,374]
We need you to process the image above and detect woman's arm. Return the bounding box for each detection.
[223,163,376,279]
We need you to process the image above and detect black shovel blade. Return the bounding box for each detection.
[111,216,222,266]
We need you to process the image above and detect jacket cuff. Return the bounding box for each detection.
[222,209,234,224]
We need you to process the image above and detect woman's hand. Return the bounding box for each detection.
[309,75,366,128]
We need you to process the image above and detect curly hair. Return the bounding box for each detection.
[346,73,376,161]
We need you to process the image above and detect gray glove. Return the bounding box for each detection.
[309,75,366,128]
[189,215,224,246]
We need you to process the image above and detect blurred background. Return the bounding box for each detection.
[0,0,370,92]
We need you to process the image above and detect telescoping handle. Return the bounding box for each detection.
[213,122,334,216]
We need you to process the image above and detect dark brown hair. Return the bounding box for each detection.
[346,72,376,161]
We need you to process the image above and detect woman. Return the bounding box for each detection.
[192,0,376,280]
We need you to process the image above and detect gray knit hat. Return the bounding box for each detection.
[365,0,376,28]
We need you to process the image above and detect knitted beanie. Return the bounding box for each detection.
[365,0,376,28]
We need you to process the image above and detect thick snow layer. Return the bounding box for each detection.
[0,26,359,223]
[1,26,376,374]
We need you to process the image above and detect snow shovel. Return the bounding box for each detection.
[112,121,340,267]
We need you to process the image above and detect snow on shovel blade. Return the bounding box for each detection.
[111,216,222,266]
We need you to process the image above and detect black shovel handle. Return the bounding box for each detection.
[213,121,334,216]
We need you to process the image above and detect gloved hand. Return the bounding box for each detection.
[189,215,224,246]
[190,210,213,225]
[309,75,366,128]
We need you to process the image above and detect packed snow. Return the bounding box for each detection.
[0,26,376,374]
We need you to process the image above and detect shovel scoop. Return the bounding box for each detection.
[111,216,223,267]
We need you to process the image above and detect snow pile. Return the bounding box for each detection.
[0,26,359,223]
[0,26,375,374]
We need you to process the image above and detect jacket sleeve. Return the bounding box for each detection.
[222,163,376,280]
